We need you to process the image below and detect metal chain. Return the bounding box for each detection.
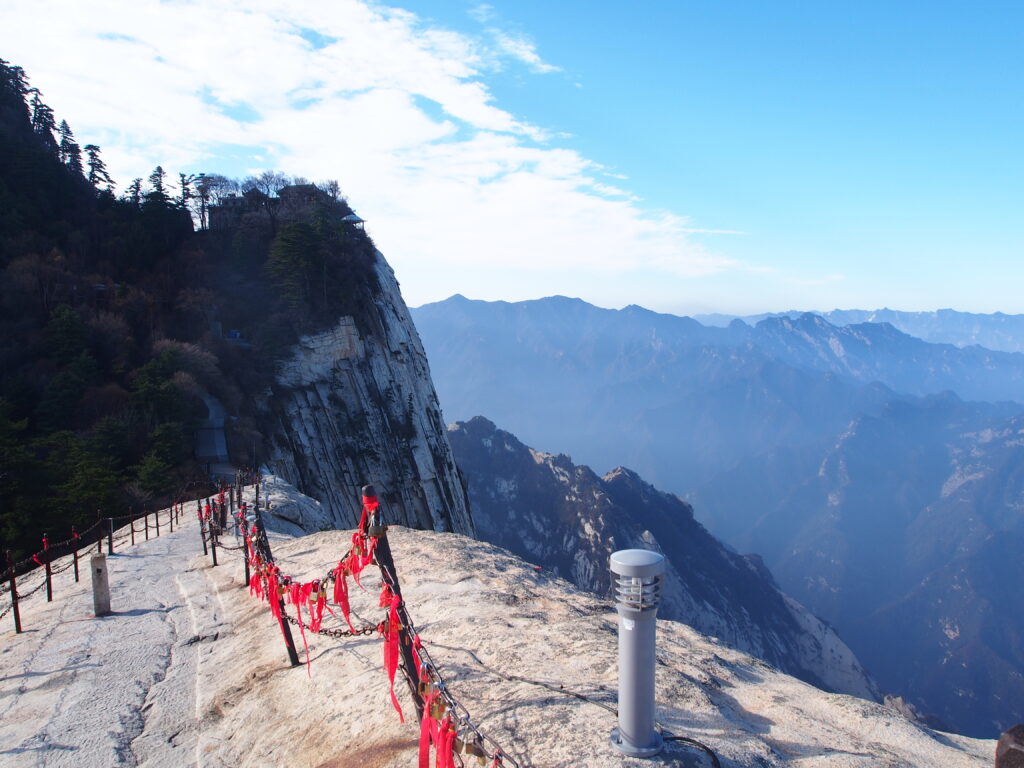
[282,613,378,638]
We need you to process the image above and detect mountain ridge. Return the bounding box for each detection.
[448,415,879,700]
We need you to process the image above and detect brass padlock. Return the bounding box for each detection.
[464,739,486,758]
[429,697,446,719]
[367,523,388,538]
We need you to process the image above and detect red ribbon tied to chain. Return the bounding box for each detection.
[436,716,457,768]
[380,583,404,721]
[289,580,316,675]
[419,690,441,768]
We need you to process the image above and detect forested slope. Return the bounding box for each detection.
[0,58,379,557]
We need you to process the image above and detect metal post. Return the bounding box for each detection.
[130,517,135,546]
[6,550,21,633]
[242,531,250,586]
[199,517,208,556]
[364,485,425,721]
[43,534,52,602]
[252,503,299,667]
[210,520,218,566]
[144,509,149,541]
[107,518,114,554]
[609,549,666,758]
[155,507,160,537]
[72,526,80,582]
[169,504,174,533]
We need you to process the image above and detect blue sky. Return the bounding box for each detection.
[2,0,1021,315]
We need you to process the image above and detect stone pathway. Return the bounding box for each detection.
[0,511,229,767]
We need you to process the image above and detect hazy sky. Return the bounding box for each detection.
[2,0,1021,315]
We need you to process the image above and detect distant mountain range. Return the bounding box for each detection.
[412,294,1024,737]
[448,415,878,701]
[696,308,1024,353]
[412,295,1024,492]
[692,397,1024,737]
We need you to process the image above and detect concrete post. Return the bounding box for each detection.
[91,553,111,616]
[610,549,665,758]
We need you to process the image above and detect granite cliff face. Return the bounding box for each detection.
[448,416,878,701]
[261,253,473,535]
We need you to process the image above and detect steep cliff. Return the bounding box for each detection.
[262,253,474,535]
[448,416,879,701]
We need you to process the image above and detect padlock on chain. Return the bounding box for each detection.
[463,738,487,761]
[383,614,402,635]
[367,512,388,538]
[428,696,446,719]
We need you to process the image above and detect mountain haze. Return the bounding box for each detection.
[698,308,1024,354]
[412,294,1024,737]
[448,415,878,700]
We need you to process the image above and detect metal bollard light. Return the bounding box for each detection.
[610,549,666,758]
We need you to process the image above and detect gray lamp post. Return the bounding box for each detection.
[610,549,666,758]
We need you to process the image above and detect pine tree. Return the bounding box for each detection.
[177,172,195,209]
[28,89,56,146]
[127,177,143,208]
[135,450,172,493]
[58,120,83,176]
[83,144,113,190]
[0,58,29,100]
[147,165,168,203]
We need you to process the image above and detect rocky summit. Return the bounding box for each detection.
[0,481,997,767]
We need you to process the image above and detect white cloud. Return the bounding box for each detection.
[490,31,561,74]
[0,0,737,305]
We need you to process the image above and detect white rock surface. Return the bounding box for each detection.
[265,254,473,536]
[0,481,997,768]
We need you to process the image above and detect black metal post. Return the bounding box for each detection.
[72,526,80,582]
[252,504,299,667]
[130,517,135,546]
[144,509,149,541]
[364,485,425,721]
[210,520,218,566]
[43,534,52,602]
[169,504,174,533]
[6,550,21,634]
[107,518,114,554]
[155,508,160,537]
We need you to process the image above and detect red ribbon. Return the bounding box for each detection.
[436,717,457,768]
[332,559,355,631]
[419,690,440,768]
[310,584,328,632]
[267,569,290,644]
[289,580,315,675]
[380,583,404,721]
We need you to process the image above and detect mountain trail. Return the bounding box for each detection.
[0,512,225,767]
